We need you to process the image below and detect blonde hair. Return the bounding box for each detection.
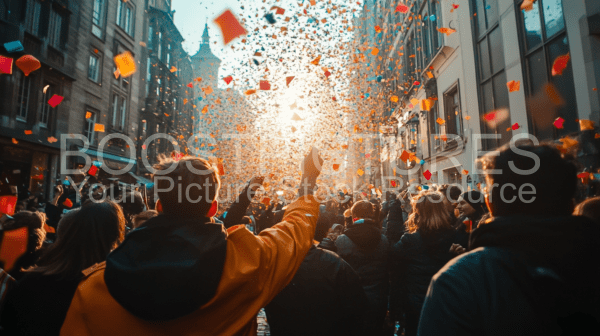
[405,191,453,234]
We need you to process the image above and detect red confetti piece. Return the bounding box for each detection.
[187,83,193,88]
[423,170,432,180]
[332,164,340,171]
[0,55,13,75]
[260,80,271,90]
[223,76,233,84]
[63,199,73,208]
[512,122,520,130]
[217,163,225,176]
[577,172,590,179]
[213,10,247,45]
[47,94,64,108]
[552,53,570,76]
[24,130,32,135]
[286,76,295,86]
[400,150,410,162]
[324,70,331,78]
[553,117,565,129]
[16,55,41,76]
[396,4,409,13]
[413,81,421,86]
[88,165,99,176]
[374,25,382,33]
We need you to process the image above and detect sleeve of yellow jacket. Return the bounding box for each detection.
[60,195,320,336]
[220,194,321,307]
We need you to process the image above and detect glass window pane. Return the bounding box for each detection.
[523,0,543,50]
[489,27,504,74]
[484,0,499,27]
[492,71,511,146]
[542,0,565,39]
[527,49,547,95]
[548,34,577,136]
[481,80,495,149]
[474,0,487,36]
[478,38,491,80]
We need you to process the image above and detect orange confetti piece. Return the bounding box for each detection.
[390,96,398,102]
[213,10,247,45]
[371,48,379,55]
[85,112,92,119]
[15,55,41,76]
[374,25,382,33]
[426,71,434,79]
[114,51,136,78]
[170,66,177,73]
[420,99,432,111]
[203,86,214,95]
[94,124,105,132]
[357,169,364,176]
[552,53,570,76]
[311,55,321,65]
[333,164,340,171]
[462,169,469,175]
[24,130,32,135]
[245,89,256,95]
[47,136,58,143]
[286,76,295,86]
[437,27,456,36]
[521,0,536,12]
[579,119,595,131]
[507,80,521,92]
[400,150,410,162]
[436,118,445,125]
[202,105,209,114]
[11,138,18,144]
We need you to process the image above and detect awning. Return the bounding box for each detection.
[128,172,154,188]
[80,147,136,165]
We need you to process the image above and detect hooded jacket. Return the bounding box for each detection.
[418,215,600,336]
[335,219,389,333]
[264,245,368,336]
[60,195,320,336]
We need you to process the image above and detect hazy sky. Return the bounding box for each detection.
[172,0,240,60]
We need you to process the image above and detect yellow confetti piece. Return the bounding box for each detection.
[357,169,364,176]
[371,48,379,55]
[94,124,105,132]
[113,51,136,78]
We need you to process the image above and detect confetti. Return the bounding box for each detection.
[63,199,73,208]
[24,130,32,135]
[213,10,247,45]
[86,112,92,119]
[0,55,13,75]
[396,4,409,13]
[371,48,379,55]
[462,169,469,175]
[357,169,364,176]
[264,13,276,24]
[286,76,295,86]
[390,96,398,102]
[437,27,456,36]
[311,55,322,65]
[94,124,105,132]
[511,122,520,130]
[332,164,340,171]
[4,41,24,53]
[465,116,471,120]
[579,119,595,131]
[260,80,271,90]
[507,80,521,92]
[47,94,64,108]
[170,66,177,73]
[423,170,432,180]
[114,51,136,78]
[245,89,256,95]
[521,0,536,12]
[47,136,58,143]
[436,118,445,125]
[223,76,233,84]
[12,138,18,144]
[16,55,41,76]
[400,150,410,162]
[553,117,565,129]
[552,53,570,76]
[483,108,510,128]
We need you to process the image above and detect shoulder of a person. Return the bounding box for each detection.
[433,247,507,284]
[81,261,106,280]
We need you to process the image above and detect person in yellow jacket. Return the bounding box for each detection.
[60,149,323,336]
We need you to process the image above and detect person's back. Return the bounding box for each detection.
[60,151,323,336]
[335,201,389,336]
[265,245,368,336]
[418,143,600,336]
[1,201,125,336]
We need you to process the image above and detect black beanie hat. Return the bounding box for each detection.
[460,190,488,219]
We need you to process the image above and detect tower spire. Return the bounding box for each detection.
[202,22,210,45]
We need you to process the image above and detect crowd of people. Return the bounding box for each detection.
[0,142,599,335]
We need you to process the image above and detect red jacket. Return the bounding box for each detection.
[60,195,319,335]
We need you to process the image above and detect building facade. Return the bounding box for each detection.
[357,0,600,193]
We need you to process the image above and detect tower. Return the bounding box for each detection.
[191,23,221,89]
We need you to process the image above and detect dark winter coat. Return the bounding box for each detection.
[418,215,600,336]
[1,272,83,335]
[386,199,406,245]
[265,245,368,336]
[336,219,389,335]
[391,229,460,336]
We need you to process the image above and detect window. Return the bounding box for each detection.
[25,0,41,36]
[83,110,97,144]
[92,0,105,38]
[116,0,133,35]
[158,32,162,60]
[17,75,32,122]
[149,0,156,7]
[429,101,443,153]
[418,0,442,69]
[146,57,152,94]
[167,44,171,66]
[148,24,153,49]
[48,10,64,49]
[40,83,53,128]
[1,1,7,20]
[88,53,101,83]
[156,77,161,97]
[111,93,128,131]
[473,0,510,150]
[519,0,576,140]
[444,83,462,137]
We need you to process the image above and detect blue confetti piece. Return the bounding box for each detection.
[486,4,491,10]
[365,93,370,98]
[367,76,376,81]
[420,160,425,165]
[423,16,429,21]
[4,41,23,53]
[430,15,436,21]
[422,185,429,190]
[376,75,383,82]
